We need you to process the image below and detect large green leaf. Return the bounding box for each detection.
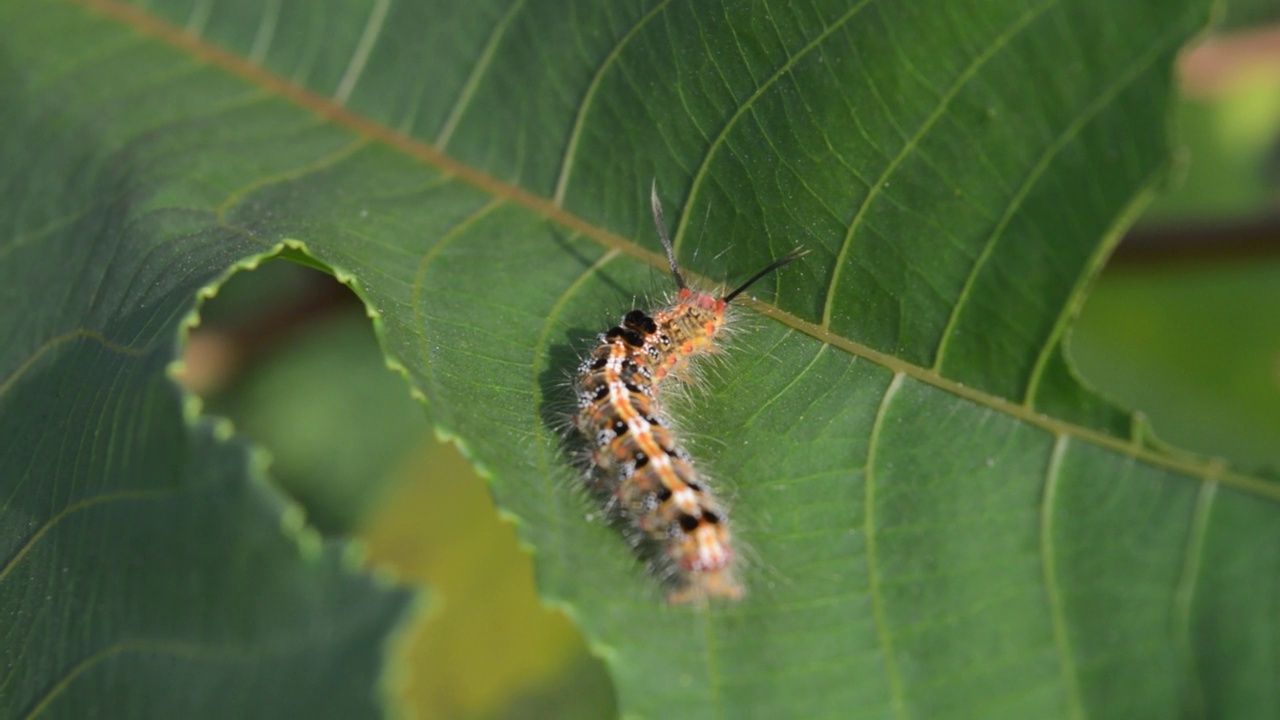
[4,1,1277,719]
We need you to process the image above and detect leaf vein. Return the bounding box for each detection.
[553,0,675,206]
[739,342,828,428]
[1020,16,1196,405]
[183,0,213,36]
[411,196,508,388]
[0,330,150,399]
[0,489,176,586]
[1040,434,1086,720]
[21,637,291,720]
[247,0,282,65]
[70,0,1280,506]
[1173,478,1218,719]
[934,11,1183,374]
[865,371,907,719]
[332,0,391,104]
[434,0,527,149]
[822,0,1056,329]
[676,0,877,254]
[215,139,371,222]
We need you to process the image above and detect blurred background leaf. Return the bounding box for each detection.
[6,0,1280,719]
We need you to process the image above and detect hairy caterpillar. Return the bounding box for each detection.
[572,185,804,603]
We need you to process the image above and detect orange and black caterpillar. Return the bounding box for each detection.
[572,185,804,603]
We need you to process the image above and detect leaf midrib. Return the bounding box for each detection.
[65,0,1280,505]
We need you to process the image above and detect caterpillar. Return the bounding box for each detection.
[572,184,804,604]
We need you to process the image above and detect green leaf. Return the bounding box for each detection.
[0,18,417,716]
[0,315,414,716]
[3,1,1276,719]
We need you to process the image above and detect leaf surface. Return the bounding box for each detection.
[3,1,1277,719]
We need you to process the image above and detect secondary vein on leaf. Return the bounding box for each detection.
[333,0,391,104]
[434,0,528,149]
[214,138,371,223]
[738,342,828,428]
[21,637,302,720]
[1171,478,1218,719]
[0,201,105,264]
[553,0,675,207]
[1022,181,1157,408]
[1040,435,1086,720]
[246,0,281,65]
[932,1,1172,374]
[67,0,1280,506]
[0,489,176,585]
[676,0,877,256]
[823,0,1055,331]
[1019,21,1191,404]
[183,0,213,36]
[864,371,908,720]
[410,196,508,410]
[0,329,151,398]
